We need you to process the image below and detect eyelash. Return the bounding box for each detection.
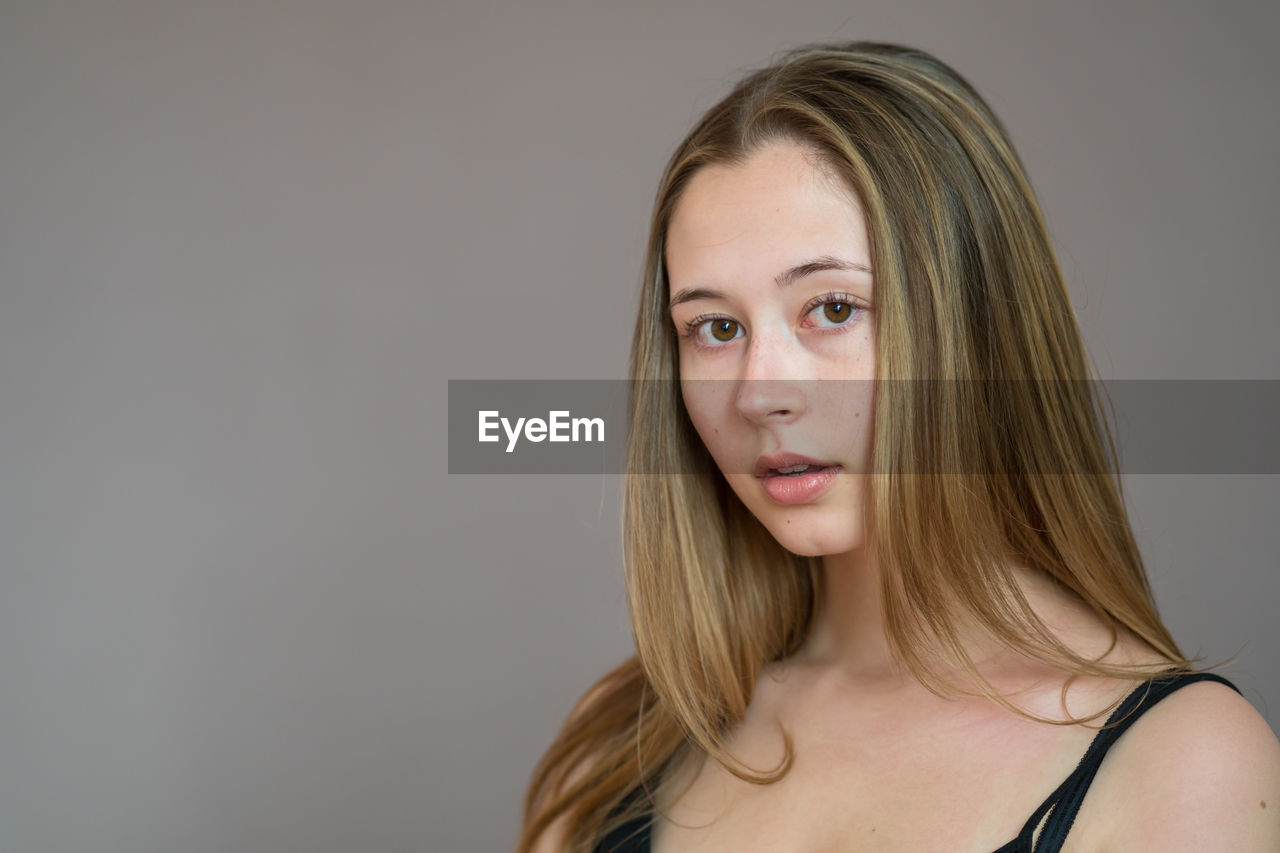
[678,292,864,350]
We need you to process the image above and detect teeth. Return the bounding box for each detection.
[776,464,812,474]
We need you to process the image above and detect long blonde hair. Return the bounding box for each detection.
[518,40,1203,852]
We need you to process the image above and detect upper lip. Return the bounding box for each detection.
[753,452,840,478]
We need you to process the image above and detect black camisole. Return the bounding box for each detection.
[593,668,1241,853]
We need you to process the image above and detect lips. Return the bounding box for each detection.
[753,452,841,479]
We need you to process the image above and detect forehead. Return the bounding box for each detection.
[665,142,870,281]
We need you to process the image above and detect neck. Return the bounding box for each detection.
[799,547,900,677]
[795,548,1108,688]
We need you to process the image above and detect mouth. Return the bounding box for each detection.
[753,456,843,506]
[753,452,842,479]
[763,463,842,478]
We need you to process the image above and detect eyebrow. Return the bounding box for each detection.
[667,255,872,311]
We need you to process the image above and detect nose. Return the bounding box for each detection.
[734,326,807,425]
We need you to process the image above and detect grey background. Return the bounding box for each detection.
[1,2,1276,852]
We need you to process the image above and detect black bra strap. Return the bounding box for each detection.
[1011,669,1242,853]
[594,785,654,853]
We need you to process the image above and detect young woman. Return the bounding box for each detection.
[518,42,1280,852]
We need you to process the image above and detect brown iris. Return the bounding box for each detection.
[711,319,739,342]
[823,302,851,323]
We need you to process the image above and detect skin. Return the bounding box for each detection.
[651,140,1280,851]
[669,141,877,562]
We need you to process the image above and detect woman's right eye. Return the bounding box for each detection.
[682,316,743,348]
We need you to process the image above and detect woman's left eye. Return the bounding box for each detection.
[806,296,861,328]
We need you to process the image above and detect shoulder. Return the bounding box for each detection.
[1093,677,1280,851]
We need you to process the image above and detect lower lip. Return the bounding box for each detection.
[759,465,841,505]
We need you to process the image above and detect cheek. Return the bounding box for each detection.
[681,388,717,447]
[842,387,876,460]
[680,380,734,458]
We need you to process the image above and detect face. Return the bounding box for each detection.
[665,140,876,558]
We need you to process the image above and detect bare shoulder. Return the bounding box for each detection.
[1093,677,1280,851]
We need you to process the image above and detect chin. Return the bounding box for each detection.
[724,474,865,557]
[757,512,864,558]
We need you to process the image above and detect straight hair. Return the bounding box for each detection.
[518,41,1210,853]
